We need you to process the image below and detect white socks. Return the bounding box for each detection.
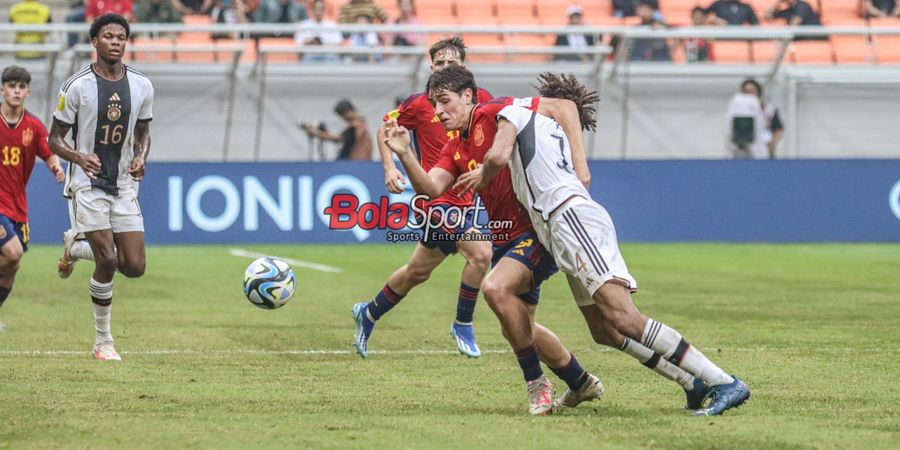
[70,241,95,261]
[92,302,112,345]
[90,278,113,345]
[620,337,696,390]
[641,319,734,387]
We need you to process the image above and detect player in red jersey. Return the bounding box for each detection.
[352,37,494,359]
[383,65,604,415]
[0,65,64,329]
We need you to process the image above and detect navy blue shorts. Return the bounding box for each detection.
[491,231,558,305]
[0,214,29,252]
[420,203,488,256]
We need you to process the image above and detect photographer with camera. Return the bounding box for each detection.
[300,99,373,161]
[725,79,783,159]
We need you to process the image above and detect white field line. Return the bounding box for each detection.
[0,349,512,357]
[229,248,342,273]
[0,347,896,357]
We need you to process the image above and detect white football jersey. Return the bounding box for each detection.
[497,105,590,223]
[55,64,154,198]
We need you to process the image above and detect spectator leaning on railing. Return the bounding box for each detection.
[764,0,821,26]
[295,0,343,62]
[338,0,387,24]
[387,0,424,47]
[611,0,674,61]
[863,0,900,18]
[554,5,596,62]
[209,0,252,39]
[613,0,664,21]
[9,0,52,59]
[135,0,183,24]
[683,6,714,62]
[254,0,308,37]
[703,0,759,25]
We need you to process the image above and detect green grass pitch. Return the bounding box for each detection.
[1,243,898,449]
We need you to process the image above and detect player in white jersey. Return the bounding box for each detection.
[48,13,154,361]
[455,73,750,416]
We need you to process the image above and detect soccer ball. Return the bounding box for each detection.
[242,257,296,309]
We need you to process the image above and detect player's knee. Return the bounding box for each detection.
[0,251,22,272]
[480,278,511,310]
[405,265,431,285]
[120,260,145,278]
[95,254,118,274]
[467,249,492,275]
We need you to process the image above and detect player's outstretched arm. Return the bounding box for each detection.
[538,97,591,189]
[44,155,65,182]
[129,119,151,181]
[376,122,406,194]
[49,118,100,180]
[454,118,516,195]
[383,120,452,199]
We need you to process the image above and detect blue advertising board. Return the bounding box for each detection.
[23,160,900,244]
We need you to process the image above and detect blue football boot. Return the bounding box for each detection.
[450,322,481,358]
[352,302,375,358]
[693,376,750,416]
[685,378,712,410]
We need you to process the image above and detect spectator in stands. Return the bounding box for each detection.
[136,0,183,23]
[209,0,252,39]
[764,0,821,25]
[684,6,714,62]
[613,0,664,21]
[703,0,758,25]
[86,0,134,22]
[387,0,424,47]
[611,0,674,61]
[254,0,308,37]
[339,0,387,24]
[9,0,52,59]
[170,0,211,14]
[65,0,86,48]
[741,78,783,157]
[347,14,382,62]
[295,0,343,61]
[301,99,373,161]
[554,5,596,62]
[864,0,900,18]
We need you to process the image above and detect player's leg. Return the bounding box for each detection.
[0,217,25,326]
[481,255,553,415]
[572,287,708,410]
[352,242,447,357]
[533,322,605,410]
[84,228,120,361]
[113,231,146,278]
[59,199,94,279]
[451,234,492,358]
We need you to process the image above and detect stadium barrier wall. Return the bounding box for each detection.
[24,160,900,244]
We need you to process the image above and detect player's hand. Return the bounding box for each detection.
[453,164,488,195]
[128,156,146,181]
[384,166,406,194]
[49,163,65,183]
[78,154,101,180]
[383,120,411,155]
[576,168,591,189]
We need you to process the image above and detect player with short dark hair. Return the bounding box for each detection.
[453,72,751,416]
[352,37,495,359]
[49,13,154,361]
[0,65,64,330]
[383,65,605,415]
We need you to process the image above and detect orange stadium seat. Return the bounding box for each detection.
[832,34,874,63]
[710,39,752,63]
[454,0,498,22]
[504,33,553,62]
[535,0,608,24]
[789,39,835,64]
[257,37,301,63]
[417,2,456,24]
[131,37,176,63]
[751,39,783,64]
[870,18,900,63]
[659,0,702,23]
[819,0,860,19]
[458,33,505,62]
[496,0,538,25]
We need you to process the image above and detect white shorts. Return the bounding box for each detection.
[547,198,637,307]
[69,188,144,234]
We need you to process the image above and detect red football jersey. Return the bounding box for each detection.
[0,110,53,223]
[385,87,492,207]
[434,97,541,244]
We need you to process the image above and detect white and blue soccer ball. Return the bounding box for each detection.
[242,257,296,310]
